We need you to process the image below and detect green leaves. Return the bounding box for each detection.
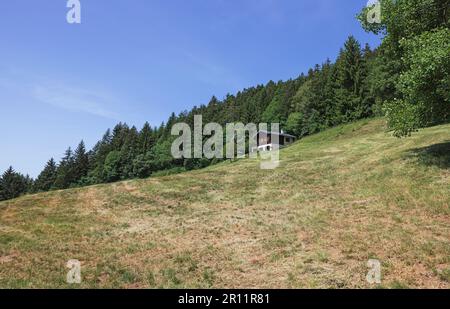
[387,28,450,136]
[359,0,450,137]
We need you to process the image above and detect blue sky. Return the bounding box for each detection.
[0,0,381,177]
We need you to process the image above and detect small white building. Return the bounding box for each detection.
[252,130,296,152]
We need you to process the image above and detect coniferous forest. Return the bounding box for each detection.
[1,0,448,202]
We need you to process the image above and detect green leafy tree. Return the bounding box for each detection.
[132,152,155,178]
[285,112,303,137]
[103,150,122,183]
[359,0,450,136]
[150,139,176,171]
[262,87,287,126]
[385,28,450,136]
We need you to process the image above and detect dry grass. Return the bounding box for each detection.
[0,118,449,288]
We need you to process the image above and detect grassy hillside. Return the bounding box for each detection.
[0,118,449,288]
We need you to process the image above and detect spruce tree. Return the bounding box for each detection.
[89,129,113,183]
[53,147,75,189]
[120,126,140,178]
[0,166,29,201]
[138,122,155,155]
[34,158,57,192]
[334,36,366,121]
[74,140,89,182]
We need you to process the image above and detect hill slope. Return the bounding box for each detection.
[1,119,449,288]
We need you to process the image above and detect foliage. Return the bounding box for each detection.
[386,28,449,136]
[3,1,449,199]
[103,150,122,183]
[33,159,57,192]
[359,0,449,136]
[0,167,30,201]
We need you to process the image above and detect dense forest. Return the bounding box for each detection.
[1,0,448,201]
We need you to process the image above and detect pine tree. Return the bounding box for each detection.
[334,36,367,121]
[111,123,130,151]
[138,122,155,155]
[120,126,140,178]
[0,166,29,201]
[89,129,113,183]
[34,158,57,192]
[53,147,75,189]
[163,112,178,139]
[74,141,89,182]
[23,174,34,193]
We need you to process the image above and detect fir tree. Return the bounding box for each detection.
[0,166,29,201]
[34,158,57,192]
[74,141,89,182]
[53,147,75,189]
[138,122,155,155]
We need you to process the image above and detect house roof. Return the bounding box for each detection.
[256,130,296,139]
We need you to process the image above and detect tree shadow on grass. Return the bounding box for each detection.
[407,141,450,169]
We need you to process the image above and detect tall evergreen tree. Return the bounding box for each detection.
[138,122,155,155]
[33,158,57,192]
[334,36,368,121]
[54,147,76,189]
[0,167,29,201]
[89,129,113,183]
[74,140,89,183]
[120,126,140,178]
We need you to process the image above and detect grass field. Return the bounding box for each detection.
[0,118,449,288]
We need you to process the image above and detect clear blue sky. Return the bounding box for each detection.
[0,0,380,177]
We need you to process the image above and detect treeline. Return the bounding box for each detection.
[0,35,380,201]
[1,0,448,202]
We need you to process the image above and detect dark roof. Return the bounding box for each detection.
[256,130,296,139]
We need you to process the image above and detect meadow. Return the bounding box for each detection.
[0,118,449,288]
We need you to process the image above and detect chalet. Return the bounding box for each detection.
[252,130,296,152]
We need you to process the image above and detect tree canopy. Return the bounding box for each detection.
[359,0,449,136]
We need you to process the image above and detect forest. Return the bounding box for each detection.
[1,0,448,201]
